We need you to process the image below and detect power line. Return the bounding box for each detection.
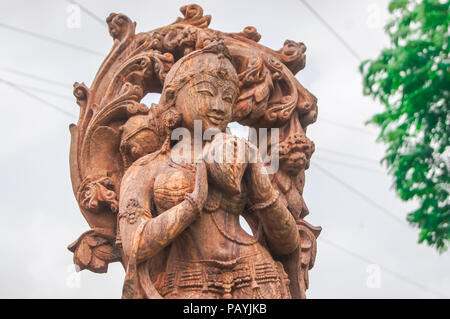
[2,80,74,101]
[0,22,104,57]
[68,0,106,27]
[319,236,449,298]
[0,78,77,119]
[318,147,380,163]
[297,0,363,61]
[312,162,406,226]
[320,117,376,136]
[315,156,385,175]
[0,67,72,88]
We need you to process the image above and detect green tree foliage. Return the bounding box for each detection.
[360,0,449,252]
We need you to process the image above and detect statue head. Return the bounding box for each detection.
[119,40,240,163]
[160,40,239,134]
[119,114,163,169]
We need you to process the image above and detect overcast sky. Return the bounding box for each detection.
[0,0,449,298]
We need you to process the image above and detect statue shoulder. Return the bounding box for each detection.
[122,150,165,183]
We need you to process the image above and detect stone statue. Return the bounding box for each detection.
[68,4,321,299]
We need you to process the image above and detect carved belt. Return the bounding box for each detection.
[158,257,290,299]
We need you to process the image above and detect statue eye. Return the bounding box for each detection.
[197,89,214,97]
[223,96,233,103]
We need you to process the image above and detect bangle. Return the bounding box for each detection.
[249,190,279,212]
[184,193,202,216]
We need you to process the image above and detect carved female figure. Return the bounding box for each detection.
[118,41,300,299]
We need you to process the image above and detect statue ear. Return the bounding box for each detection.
[164,87,176,106]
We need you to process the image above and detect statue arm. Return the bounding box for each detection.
[253,193,300,256]
[133,201,198,264]
[119,158,207,264]
[119,160,199,264]
[245,152,299,256]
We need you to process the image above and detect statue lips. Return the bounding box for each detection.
[206,111,225,126]
[204,133,248,196]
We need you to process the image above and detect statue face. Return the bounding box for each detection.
[174,71,238,133]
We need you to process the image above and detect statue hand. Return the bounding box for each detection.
[188,160,208,210]
[245,145,274,205]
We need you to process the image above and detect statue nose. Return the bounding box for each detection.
[211,100,226,114]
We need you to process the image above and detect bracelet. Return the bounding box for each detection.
[184,193,202,216]
[249,190,279,212]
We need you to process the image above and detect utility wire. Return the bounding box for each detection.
[318,147,380,163]
[0,67,71,88]
[0,78,77,119]
[312,162,406,226]
[320,117,376,136]
[68,0,106,27]
[0,22,104,57]
[3,81,74,101]
[315,156,385,175]
[297,0,363,62]
[319,236,449,298]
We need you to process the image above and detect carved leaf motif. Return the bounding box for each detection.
[78,176,119,214]
[90,255,106,271]
[173,4,211,28]
[236,26,261,42]
[235,66,272,125]
[297,221,321,270]
[106,13,136,42]
[68,229,120,273]
[277,40,307,75]
[76,239,92,267]
[86,235,108,247]
[92,244,115,261]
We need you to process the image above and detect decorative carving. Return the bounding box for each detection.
[78,175,118,213]
[119,199,152,224]
[277,40,307,74]
[235,26,261,42]
[68,228,121,273]
[68,3,320,299]
[173,4,212,28]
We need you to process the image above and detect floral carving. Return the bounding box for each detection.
[275,132,315,174]
[78,176,119,213]
[277,40,307,74]
[68,228,121,273]
[107,13,135,42]
[173,4,211,28]
[119,199,152,225]
[236,26,261,42]
[73,82,89,109]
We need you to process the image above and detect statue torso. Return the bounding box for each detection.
[152,158,258,261]
[150,156,289,298]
